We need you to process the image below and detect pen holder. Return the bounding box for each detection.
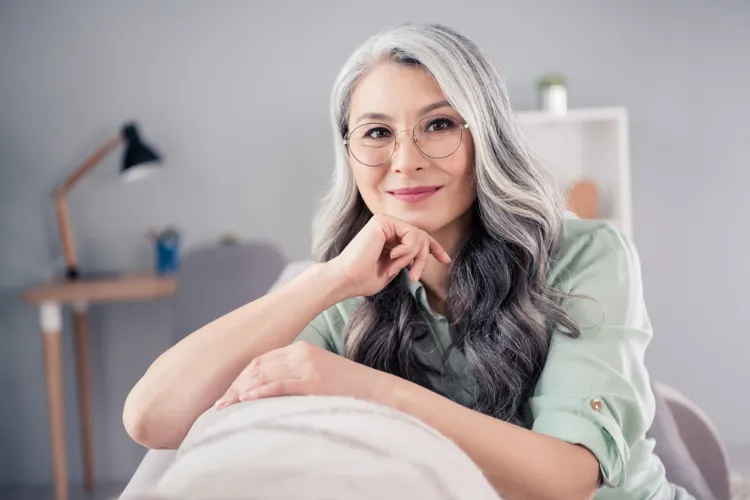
[150,227,181,276]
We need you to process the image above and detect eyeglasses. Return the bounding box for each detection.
[343,114,470,167]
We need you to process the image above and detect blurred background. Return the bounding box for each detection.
[1,1,748,498]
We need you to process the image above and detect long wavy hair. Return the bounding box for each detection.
[311,23,580,426]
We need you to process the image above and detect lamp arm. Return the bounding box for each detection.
[55,134,123,196]
[53,133,123,279]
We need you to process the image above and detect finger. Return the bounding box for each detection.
[232,348,286,384]
[386,231,421,273]
[228,372,265,402]
[215,353,292,410]
[378,215,450,264]
[218,363,292,410]
[409,238,430,282]
[388,216,419,241]
[389,243,411,259]
[428,236,452,264]
[386,246,421,277]
[234,360,292,394]
[377,216,417,247]
[239,379,307,402]
[215,386,240,410]
[251,345,292,365]
[398,225,421,249]
[371,214,399,246]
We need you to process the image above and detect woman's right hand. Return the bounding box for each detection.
[327,214,452,298]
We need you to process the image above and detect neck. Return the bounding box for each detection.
[419,208,474,314]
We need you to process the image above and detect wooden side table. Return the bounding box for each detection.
[23,273,176,500]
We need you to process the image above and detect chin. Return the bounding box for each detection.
[385,209,445,234]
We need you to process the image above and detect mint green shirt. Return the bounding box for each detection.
[296,217,672,499]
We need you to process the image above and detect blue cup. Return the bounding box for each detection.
[155,228,180,275]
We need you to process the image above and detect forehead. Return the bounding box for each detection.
[348,63,446,120]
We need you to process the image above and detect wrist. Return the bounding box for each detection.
[316,259,355,302]
[307,260,354,305]
[370,370,413,410]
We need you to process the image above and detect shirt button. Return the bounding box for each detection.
[590,399,603,411]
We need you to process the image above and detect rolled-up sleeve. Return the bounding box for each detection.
[529,226,656,489]
[293,301,352,355]
[294,313,337,352]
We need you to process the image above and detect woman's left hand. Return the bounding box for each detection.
[214,341,392,410]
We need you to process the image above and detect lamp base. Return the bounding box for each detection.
[66,266,80,280]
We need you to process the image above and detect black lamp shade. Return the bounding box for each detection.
[121,123,161,175]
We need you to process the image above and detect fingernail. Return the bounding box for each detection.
[214,399,226,410]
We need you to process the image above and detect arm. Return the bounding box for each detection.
[382,381,600,500]
[223,341,598,500]
[220,226,652,499]
[380,226,654,499]
[123,262,346,449]
[125,214,450,449]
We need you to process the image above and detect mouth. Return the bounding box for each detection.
[387,186,442,203]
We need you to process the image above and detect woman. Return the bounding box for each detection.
[124,23,690,500]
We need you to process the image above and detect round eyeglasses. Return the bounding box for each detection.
[343,114,470,167]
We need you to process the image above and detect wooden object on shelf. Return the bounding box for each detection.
[22,273,176,500]
[566,179,599,219]
[517,106,633,239]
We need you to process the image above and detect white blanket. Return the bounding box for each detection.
[122,395,500,500]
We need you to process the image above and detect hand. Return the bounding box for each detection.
[214,341,393,410]
[329,214,452,298]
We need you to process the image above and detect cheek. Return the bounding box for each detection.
[452,171,476,214]
[461,132,475,176]
[448,140,476,202]
[350,164,386,210]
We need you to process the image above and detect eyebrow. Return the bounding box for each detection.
[355,100,453,124]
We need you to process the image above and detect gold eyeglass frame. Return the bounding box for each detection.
[343,114,470,167]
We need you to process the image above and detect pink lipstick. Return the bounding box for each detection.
[388,186,441,203]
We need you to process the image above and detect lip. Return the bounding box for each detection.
[388,186,442,203]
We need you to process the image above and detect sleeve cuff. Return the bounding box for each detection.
[532,407,627,489]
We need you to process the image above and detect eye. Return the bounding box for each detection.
[363,126,393,140]
[425,117,457,133]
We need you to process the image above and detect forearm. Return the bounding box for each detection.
[381,379,599,500]
[123,261,346,449]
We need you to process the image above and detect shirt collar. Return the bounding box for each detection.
[404,274,447,322]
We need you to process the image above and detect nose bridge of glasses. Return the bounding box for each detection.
[390,129,430,170]
[392,127,421,149]
[392,128,414,137]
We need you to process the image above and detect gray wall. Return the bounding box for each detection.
[1,0,748,486]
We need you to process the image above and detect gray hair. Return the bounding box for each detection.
[311,23,580,425]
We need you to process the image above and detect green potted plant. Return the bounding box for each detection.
[537,73,568,115]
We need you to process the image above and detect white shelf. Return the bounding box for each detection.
[515,107,627,125]
[517,107,633,240]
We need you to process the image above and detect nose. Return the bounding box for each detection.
[390,130,429,174]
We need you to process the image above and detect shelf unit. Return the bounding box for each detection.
[516,107,633,240]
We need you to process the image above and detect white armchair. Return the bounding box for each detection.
[120,260,734,500]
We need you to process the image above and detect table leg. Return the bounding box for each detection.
[40,301,68,500]
[72,302,94,493]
